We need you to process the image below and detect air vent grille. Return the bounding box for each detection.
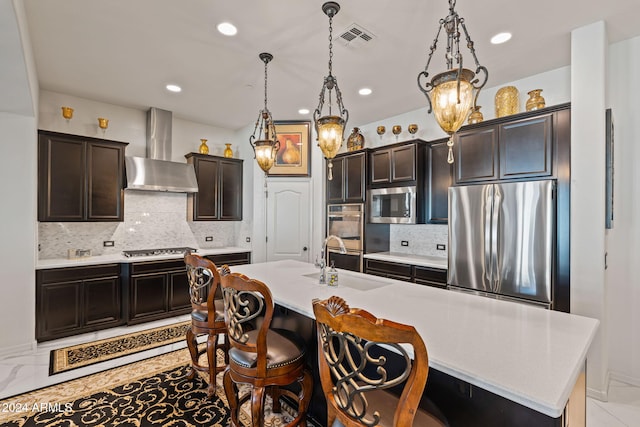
[338,23,375,47]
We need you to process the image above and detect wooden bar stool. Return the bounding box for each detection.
[184,253,229,397]
[313,296,449,427]
[220,270,313,427]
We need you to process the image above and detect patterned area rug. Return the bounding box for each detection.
[49,320,191,375]
[0,348,296,426]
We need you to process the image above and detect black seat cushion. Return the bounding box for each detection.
[191,299,225,323]
[229,328,306,369]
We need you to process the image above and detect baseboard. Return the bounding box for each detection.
[586,370,610,402]
[0,340,37,359]
[609,371,640,388]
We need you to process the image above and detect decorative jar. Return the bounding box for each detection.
[495,86,519,118]
[347,127,365,151]
[525,89,546,111]
[223,143,233,158]
[199,139,209,155]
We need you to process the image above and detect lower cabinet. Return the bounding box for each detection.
[126,259,192,325]
[36,264,123,341]
[205,251,251,267]
[364,258,447,289]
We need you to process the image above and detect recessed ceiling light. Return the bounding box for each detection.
[298,108,310,115]
[217,22,237,36]
[166,84,182,93]
[359,88,373,96]
[491,32,512,44]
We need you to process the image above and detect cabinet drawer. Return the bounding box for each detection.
[38,264,120,283]
[129,260,185,275]
[413,266,447,289]
[207,252,251,266]
[364,259,412,279]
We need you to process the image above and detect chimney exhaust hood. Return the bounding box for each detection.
[125,108,199,193]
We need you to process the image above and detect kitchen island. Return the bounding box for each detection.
[230,259,598,426]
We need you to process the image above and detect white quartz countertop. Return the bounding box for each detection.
[230,259,598,418]
[364,251,448,269]
[36,247,250,269]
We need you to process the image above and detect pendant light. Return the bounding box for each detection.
[250,52,280,174]
[417,0,488,164]
[313,1,349,180]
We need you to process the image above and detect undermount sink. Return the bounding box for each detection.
[302,271,391,291]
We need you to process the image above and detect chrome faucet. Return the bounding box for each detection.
[316,235,346,284]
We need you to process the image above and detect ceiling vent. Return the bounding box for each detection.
[337,23,375,47]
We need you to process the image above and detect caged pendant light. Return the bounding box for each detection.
[313,1,349,180]
[417,0,488,164]
[250,52,280,174]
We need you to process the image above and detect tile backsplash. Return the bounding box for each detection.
[389,224,448,258]
[38,191,239,259]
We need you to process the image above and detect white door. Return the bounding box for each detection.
[266,180,311,262]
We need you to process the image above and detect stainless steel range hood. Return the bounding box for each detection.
[125,108,199,193]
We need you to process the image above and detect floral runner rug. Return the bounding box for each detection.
[49,320,191,375]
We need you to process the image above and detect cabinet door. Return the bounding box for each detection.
[344,153,365,202]
[499,114,553,179]
[326,157,345,203]
[38,134,86,221]
[168,270,191,312]
[454,127,499,184]
[129,273,168,323]
[193,157,219,220]
[427,141,452,223]
[37,281,82,339]
[219,159,243,220]
[84,277,121,326]
[87,142,124,220]
[370,149,391,184]
[391,144,416,182]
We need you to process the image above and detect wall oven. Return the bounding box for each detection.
[326,203,363,272]
[367,186,417,224]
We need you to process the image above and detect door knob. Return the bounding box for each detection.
[303,247,308,251]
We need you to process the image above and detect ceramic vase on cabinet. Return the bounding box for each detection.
[199,139,209,154]
[223,143,233,158]
[525,89,546,111]
[347,127,365,151]
[495,86,519,117]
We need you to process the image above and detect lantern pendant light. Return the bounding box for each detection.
[313,1,349,180]
[417,0,488,164]
[250,52,280,174]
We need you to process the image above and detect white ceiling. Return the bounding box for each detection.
[20,0,640,130]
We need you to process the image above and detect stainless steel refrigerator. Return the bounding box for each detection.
[448,180,555,307]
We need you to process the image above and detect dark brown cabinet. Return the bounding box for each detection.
[36,264,123,341]
[127,259,191,325]
[38,130,127,222]
[427,140,453,224]
[185,153,243,221]
[370,142,423,185]
[205,251,251,266]
[326,151,366,203]
[364,258,447,289]
[453,110,555,184]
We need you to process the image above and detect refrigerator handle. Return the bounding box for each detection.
[484,186,493,285]
[491,186,501,291]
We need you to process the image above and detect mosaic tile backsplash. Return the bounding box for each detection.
[389,224,448,258]
[38,191,240,259]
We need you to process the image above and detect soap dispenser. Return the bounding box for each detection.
[328,261,339,287]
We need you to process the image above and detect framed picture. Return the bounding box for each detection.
[268,120,312,177]
[605,108,614,229]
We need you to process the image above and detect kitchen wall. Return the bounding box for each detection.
[36,90,252,259]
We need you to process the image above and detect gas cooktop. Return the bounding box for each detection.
[122,247,197,258]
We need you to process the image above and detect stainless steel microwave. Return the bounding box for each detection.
[367,186,417,224]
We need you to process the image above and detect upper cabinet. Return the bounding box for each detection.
[453,105,564,185]
[185,153,243,221]
[326,150,366,204]
[426,139,453,224]
[38,130,127,222]
[369,140,425,187]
